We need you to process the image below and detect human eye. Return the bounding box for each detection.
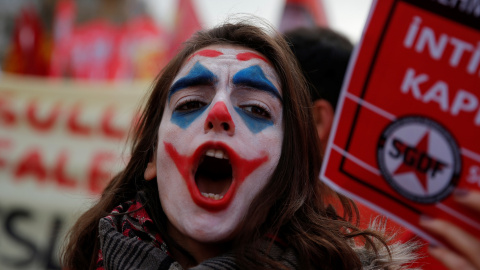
[240,103,271,120]
[174,99,207,113]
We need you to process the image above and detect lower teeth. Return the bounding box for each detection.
[201,192,223,200]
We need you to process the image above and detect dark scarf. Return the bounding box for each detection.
[96,193,298,270]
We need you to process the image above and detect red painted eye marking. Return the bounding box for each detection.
[236,52,268,63]
[189,49,223,61]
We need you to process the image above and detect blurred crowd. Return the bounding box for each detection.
[0,0,326,81]
[0,0,183,80]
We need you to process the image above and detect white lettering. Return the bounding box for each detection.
[432,0,480,17]
[449,37,474,67]
[467,165,480,186]
[467,42,480,74]
[464,0,480,16]
[437,0,453,6]
[423,81,450,111]
[451,89,479,115]
[415,27,449,60]
[401,68,429,99]
[405,19,480,75]
[400,68,480,125]
[404,16,422,48]
[476,106,480,125]
[459,0,470,9]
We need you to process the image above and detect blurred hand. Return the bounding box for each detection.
[420,190,480,270]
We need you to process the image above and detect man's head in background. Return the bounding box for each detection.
[285,27,353,154]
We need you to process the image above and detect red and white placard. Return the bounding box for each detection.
[321,0,480,245]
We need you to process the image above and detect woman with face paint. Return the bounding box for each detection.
[62,20,418,270]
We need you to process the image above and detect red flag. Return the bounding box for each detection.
[289,0,328,26]
[3,6,51,76]
[49,0,75,78]
[280,0,328,32]
[168,0,202,59]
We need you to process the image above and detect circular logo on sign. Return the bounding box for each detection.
[377,116,461,204]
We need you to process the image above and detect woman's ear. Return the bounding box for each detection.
[312,99,335,155]
[144,159,157,181]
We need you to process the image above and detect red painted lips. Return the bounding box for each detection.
[164,141,268,211]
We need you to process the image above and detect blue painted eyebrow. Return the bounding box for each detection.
[168,62,216,100]
[232,65,282,102]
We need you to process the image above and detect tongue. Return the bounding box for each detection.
[196,175,232,196]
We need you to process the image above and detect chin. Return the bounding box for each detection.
[179,209,242,243]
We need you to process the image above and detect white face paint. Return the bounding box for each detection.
[145,44,283,243]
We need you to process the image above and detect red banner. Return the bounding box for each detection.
[0,75,147,269]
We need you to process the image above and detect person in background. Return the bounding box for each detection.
[284,27,351,156]
[62,20,418,270]
[285,26,480,270]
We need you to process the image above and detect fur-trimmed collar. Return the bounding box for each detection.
[354,220,421,270]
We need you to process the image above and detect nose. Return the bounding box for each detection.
[204,101,235,136]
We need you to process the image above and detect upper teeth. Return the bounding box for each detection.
[206,149,229,159]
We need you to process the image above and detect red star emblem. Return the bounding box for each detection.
[393,131,430,192]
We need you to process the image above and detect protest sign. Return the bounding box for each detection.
[321,0,480,245]
[0,74,147,269]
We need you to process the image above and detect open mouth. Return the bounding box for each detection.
[164,141,268,212]
[195,149,233,200]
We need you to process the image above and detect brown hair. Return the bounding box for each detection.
[62,19,387,270]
